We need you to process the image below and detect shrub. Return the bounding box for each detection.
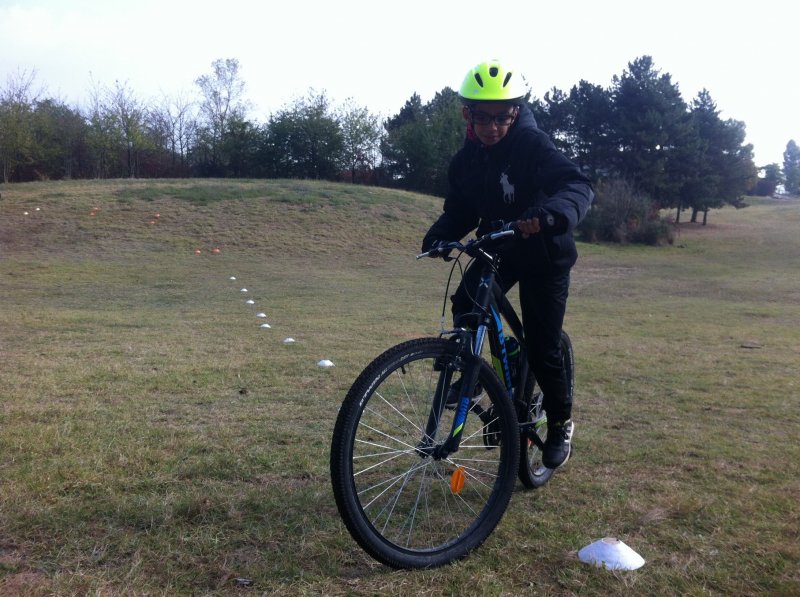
[579,178,674,245]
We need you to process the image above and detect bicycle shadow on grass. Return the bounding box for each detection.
[237,473,388,583]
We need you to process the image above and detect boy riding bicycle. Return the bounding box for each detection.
[422,59,594,469]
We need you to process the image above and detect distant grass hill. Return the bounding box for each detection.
[0,178,443,261]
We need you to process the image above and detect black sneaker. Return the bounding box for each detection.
[444,378,482,408]
[542,419,574,469]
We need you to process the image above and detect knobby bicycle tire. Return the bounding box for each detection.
[330,337,519,569]
[518,330,575,488]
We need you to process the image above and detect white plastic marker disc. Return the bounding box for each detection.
[256,312,267,318]
[260,323,271,329]
[578,537,645,570]
[240,288,248,292]
[245,299,255,305]
[283,338,295,344]
[318,359,335,368]
[230,276,237,280]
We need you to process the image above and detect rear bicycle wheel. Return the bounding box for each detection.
[518,331,574,488]
[330,337,519,569]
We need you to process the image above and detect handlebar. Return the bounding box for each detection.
[416,223,517,261]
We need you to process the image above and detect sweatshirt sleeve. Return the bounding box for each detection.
[526,132,594,234]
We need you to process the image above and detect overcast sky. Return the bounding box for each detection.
[1,0,797,167]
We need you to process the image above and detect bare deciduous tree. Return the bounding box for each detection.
[195,58,248,173]
[107,80,146,177]
[150,91,197,171]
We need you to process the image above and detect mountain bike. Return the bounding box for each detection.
[330,225,575,569]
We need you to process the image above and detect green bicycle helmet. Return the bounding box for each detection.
[459,59,527,103]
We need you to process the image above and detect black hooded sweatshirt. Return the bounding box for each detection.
[422,104,594,274]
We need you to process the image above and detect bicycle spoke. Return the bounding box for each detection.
[355,420,418,452]
[370,391,425,437]
[359,458,428,510]
[353,447,415,477]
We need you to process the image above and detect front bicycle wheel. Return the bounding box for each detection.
[518,331,574,488]
[330,337,519,569]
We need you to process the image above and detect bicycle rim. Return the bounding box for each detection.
[331,337,518,569]
[519,387,553,488]
[518,331,574,488]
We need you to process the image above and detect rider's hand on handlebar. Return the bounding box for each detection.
[514,216,541,239]
[429,240,454,261]
[515,207,560,238]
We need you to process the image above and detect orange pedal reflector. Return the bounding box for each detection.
[450,467,466,495]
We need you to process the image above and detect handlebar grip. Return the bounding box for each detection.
[488,228,516,241]
[415,246,452,260]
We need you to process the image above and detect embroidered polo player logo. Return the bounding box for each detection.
[500,172,515,204]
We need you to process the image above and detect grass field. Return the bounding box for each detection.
[1,179,798,595]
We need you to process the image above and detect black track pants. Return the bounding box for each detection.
[450,259,572,422]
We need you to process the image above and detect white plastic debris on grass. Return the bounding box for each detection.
[578,537,645,570]
[230,276,237,280]
[256,312,267,318]
[240,288,248,292]
[317,359,335,368]
[245,299,255,305]
[260,323,271,329]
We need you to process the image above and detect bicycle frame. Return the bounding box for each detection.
[420,240,536,460]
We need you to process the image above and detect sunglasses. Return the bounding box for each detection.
[469,109,517,126]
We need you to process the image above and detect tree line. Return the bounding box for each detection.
[2,56,798,239]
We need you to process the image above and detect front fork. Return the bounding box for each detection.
[416,325,489,460]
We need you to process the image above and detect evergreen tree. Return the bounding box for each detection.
[529,87,572,155]
[610,56,694,207]
[381,93,433,191]
[422,88,463,196]
[567,80,614,178]
[382,89,477,195]
[527,82,614,180]
[783,140,800,195]
[708,117,756,212]
[676,90,756,223]
[755,164,783,196]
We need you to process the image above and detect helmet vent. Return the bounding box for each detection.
[473,73,484,87]
[503,72,512,88]
[489,67,499,77]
